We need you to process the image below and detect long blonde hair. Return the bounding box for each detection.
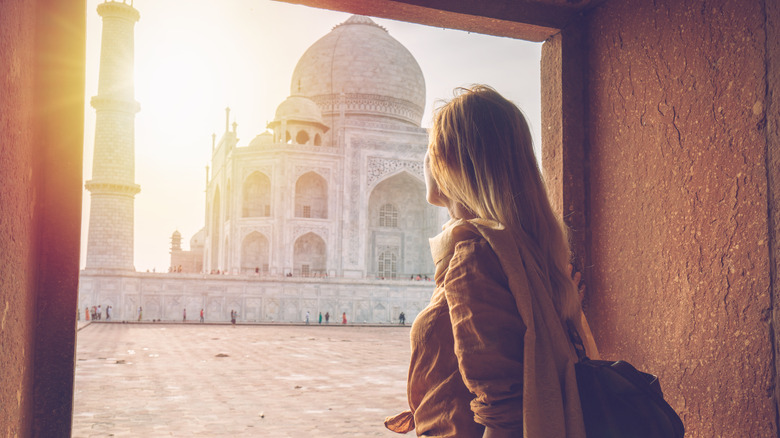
[429,85,579,320]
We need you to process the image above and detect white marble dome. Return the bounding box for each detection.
[290,15,426,126]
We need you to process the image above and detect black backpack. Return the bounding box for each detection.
[568,322,685,438]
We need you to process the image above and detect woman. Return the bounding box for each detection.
[385,86,597,438]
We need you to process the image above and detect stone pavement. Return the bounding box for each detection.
[72,323,413,437]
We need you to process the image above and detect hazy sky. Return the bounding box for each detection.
[81,0,543,271]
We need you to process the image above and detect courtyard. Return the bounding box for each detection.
[72,323,411,437]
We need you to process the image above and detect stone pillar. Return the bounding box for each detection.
[85,1,141,271]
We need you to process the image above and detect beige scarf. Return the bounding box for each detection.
[430,218,599,438]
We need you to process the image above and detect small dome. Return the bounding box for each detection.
[273,95,324,125]
[171,230,181,238]
[249,131,274,147]
[190,228,206,248]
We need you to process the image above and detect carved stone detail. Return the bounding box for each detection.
[294,166,330,181]
[347,145,361,265]
[293,225,329,241]
[243,166,273,180]
[376,245,400,255]
[311,93,424,126]
[367,157,423,187]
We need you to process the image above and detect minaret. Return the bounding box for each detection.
[85,1,141,271]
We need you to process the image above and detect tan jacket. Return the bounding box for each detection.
[385,218,598,438]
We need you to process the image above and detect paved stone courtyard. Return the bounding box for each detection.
[73,323,412,437]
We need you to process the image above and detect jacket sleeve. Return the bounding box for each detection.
[444,238,526,430]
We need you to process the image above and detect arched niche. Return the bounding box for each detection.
[295,171,328,218]
[368,172,428,277]
[293,232,326,276]
[225,179,232,219]
[242,171,271,217]
[368,172,426,228]
[296,130,310,145]
[210,187,220,271]
[241,231,269,274]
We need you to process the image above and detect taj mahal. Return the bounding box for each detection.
[78,1,446,324]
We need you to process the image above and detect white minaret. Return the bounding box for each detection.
[85,0,141,271]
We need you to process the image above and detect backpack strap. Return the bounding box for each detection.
[566,319,589,362]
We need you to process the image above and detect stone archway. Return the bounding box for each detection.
[294,172,327,218]
[241,232,270,274]
[367,171,428,278]
[293,232,326,276]
[242,171,271,217]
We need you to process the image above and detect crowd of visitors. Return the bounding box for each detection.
[79,305,410,325]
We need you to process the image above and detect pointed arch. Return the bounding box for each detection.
[225,179,232,219]
[368,172,428,278]
[296,130,310,145]
[242,171,271,217]
[210,187,221,271]
[293,232,326,276]
[295,171,328,218]
[241,231,269,274]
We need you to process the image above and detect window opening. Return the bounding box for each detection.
[378,251,397,279]
[75,2,543,436]
[379,203,398,227]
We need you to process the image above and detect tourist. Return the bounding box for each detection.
[305,311,310,325]
[85,307,90,321]
[398,312,405,325]
[200,308,204,323]
[318,312,323,324]
[183,308,186,322]
[325,312,330,324]
[106,305,111,321]
[341,312,347,325]
[97,305,102,320]
[137,306,142,322]
[231,310,236,325]
[385,86,599,437]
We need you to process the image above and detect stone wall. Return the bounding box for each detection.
[584,0,776,436]
[1,0,85,435]
[0,2,37,436]
[79,271,435,325]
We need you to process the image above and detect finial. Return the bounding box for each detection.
[232,121,238,134]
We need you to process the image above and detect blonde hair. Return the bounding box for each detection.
[429,85,579,320]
